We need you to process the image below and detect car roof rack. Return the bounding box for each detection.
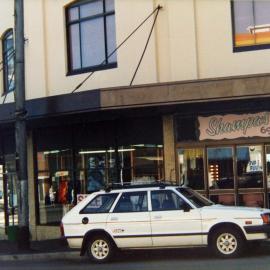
[104,181,180,192]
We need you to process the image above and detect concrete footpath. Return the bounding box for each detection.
[0,239,80,261]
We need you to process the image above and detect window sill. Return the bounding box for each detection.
[233,44,270,53]
[66,62,117,76]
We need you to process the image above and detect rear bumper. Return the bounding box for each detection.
[244,225,270,235]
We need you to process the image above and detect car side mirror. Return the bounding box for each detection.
[182,203,191,212]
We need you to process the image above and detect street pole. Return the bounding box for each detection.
[14,0,29,250]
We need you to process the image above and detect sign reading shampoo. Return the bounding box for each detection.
[199,112,270,140]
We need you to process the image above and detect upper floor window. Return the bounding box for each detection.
[2,29,15,93]
[66,0,117,75]
[232,0,270,52]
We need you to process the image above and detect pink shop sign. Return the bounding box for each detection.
[198,112,270,140]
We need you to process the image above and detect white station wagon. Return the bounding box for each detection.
[61,184,270,263]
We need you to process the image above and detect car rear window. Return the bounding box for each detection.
[80,193,118,214]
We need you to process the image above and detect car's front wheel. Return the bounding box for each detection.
[211,227,245,258]
[86,235,114,263]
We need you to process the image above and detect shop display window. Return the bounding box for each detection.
[76,148,117,193]
[239,193,264,208]
[37,150,73,225]
[178,148,205,190]
[210,194,235,206]
[77,145,164,192]
[207,147,234,189]
[236,145,263,188]
[37,145,163,224]
[5,155,18,226]
[265,145,270,188]
[119,145,164,183]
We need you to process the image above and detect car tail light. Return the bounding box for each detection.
[60,222,65,237]
[261,214,270,224]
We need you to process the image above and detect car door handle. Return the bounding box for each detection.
[153,215,162,219]
[110,217,118,221]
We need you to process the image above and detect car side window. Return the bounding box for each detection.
[151,190,188,211]
[80,193,118,214]
[113,191,148,213]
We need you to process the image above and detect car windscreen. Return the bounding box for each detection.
[177,187,214,208]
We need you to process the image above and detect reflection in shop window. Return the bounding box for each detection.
[239,193,264,208]
[207,147,234,189]
[232,0,270,50]
[119,145,164,184]
[37,150,73,225]
[236,145,263,188]
[265,146,270,188]
[37,145,164,224]
[76,148,116,193]
[210,194,235,206]
[178,148,204,190]
[77,145,164,193]
[5,155,18,226]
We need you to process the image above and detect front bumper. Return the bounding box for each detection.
[244,224,270,235]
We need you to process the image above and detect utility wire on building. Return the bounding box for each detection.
[72,5,162,93]
[0,49,15,71]
[129,6,161,86]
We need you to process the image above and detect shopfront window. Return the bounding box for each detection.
[5,154,17,227]
[236,145,263,188]
[76,144,164,192]
[37,150,73,225]
[265,145,270,188]
[207,147,234,189]
[178,148,204,190]
[119,145,164,183]
[239,193,264,208]
[210,194,235,206]
[0,165,4,233]
[35,118,164,225]
[76,148,117,193]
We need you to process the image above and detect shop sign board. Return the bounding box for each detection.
[198,112,270,140]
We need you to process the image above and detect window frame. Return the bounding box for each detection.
[80,193,119,214]
[231,0,270,52]
[65,0,117,75]
[112,191,149,213]
[2,29,15,94]
[150,189,192,212]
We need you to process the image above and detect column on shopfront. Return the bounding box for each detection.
[163,115,176,182]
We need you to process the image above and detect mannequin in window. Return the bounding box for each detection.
[87,171,103,193]
[87,157,104,193]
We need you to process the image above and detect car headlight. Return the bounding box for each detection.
[261,213,270,224]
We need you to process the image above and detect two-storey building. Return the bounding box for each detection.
[0,0,270,240]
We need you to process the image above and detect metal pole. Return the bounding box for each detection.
[14,0,29,250]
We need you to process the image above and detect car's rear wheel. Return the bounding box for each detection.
[86,235,114,263]
[211,227,245,258]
